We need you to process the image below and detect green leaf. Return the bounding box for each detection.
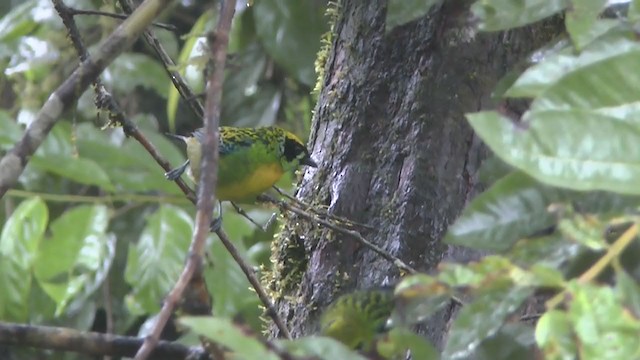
[391,274,452,327]
[443,282,532,360]
[564,0,607,50]
[0,110,23,149]
[386,0,441,31]
[616,270,640,318]
[30,155,115,191]
[531,47,640,111]
[125,205,193,312]
[34,205,109,280]
[471,0,568,32]
[508,234,581,269]
[0,197,46,321]
[0,0,38,42]
[39,275,87,316]
[474,323,536,360]
[33,205,113,315]
[0,255,32,321]
[379,328,439,359]
[445,171,558,251]
[104,53,169,98]
[277,337,368,360]
[568,282,640,359]
[179,316,279,360]
[166,9,212,131]
[535,310,576,360]
[0,197,47,268]
[254,0,326,86]
[506,37,640,98]
[467,110,640,194]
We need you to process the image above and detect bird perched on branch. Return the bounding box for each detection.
[166,126,317,229]
[320,288,395,350]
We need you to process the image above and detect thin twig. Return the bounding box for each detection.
[133,0,234,357]
[546,222,639,309]
[119,0,205,120]
[230,201,270,230]
[272,186,376,230]
[0,322,208,360]
[67,7,178,31]
[215,229,292,339]
[258,194,418,274]
[6,189,187,205]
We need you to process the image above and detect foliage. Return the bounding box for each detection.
[1,0,640,359]
[0,0,324,357]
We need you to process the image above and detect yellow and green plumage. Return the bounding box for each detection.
[166,126,317,203]
[320,288,395,350]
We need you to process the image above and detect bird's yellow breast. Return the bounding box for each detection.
[216,162,284,203]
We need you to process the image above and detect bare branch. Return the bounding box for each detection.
[0,322,208,360]
[134,0,236,357]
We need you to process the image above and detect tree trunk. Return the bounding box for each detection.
[267,0,562,348]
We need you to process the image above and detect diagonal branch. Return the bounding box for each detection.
[133,0,236,358]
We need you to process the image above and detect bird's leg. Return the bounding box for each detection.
[230,202,275,231]
[165,160,190,180]
[210,200,223,232]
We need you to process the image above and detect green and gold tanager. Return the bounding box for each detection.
[166,126,317,224]
[320,288,395,350]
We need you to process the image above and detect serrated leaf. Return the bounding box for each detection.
[179,316,279,360]
[568,282,640,359]
[277,337,368,360]
[468,110,640,195]
[535,310,576,360]
[443,282,532,360]
[445,171,558,251]
[125,205,193,312]
[254,0,326,86]
[471,0,568,32]
[386,0,441,31]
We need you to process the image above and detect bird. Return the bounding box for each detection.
[320,288,395,351]
[165,126,317,229]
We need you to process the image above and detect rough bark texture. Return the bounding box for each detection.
[268,0,562,349]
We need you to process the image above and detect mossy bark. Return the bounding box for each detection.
[267,0,562,348]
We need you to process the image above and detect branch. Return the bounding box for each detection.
[215,229,292,339]
[134,0,236,358]
[258,194,418,274]
[0,322,208,360]
[67,7,178,31]
[119,0,205,120]
[0,0,174,198]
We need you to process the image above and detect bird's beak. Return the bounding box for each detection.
[302,156,318,168]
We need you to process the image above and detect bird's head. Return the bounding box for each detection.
[281,130,317,171]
